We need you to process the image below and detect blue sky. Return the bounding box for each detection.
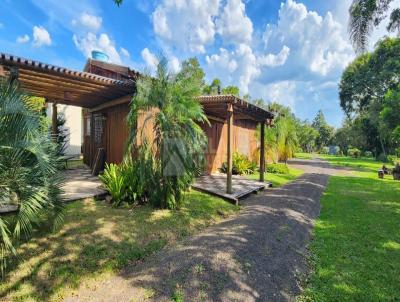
[0,0,392,127]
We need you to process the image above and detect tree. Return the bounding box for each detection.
[349,0,400,53]
[0,80,64,275]
[261,103,299,163]
[127,57,208,209]
[339,37,400,156]
[203,78,221,95]
[312,110,334,150]
[178,57,205,88]
[297,121,318,153]
[222,85,240,96]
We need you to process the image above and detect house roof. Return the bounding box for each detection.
[198,94,274,123]
[0,53,135,108]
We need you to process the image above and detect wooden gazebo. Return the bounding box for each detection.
[198,95,274,194]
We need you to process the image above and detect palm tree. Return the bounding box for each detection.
[0,80,64,275]
[349,0,400,53]
[127,57,208,209]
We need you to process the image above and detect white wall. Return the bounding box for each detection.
[47,104,82,155]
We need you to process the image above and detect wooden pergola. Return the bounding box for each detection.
[0,52,136,138]
[198,95,274,194]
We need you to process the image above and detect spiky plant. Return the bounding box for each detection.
[127,57,208,209]
[0,80,64,276]
[349,0,400,53]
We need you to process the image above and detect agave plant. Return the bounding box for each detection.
[127,57,208,209]
[0,80,64,276]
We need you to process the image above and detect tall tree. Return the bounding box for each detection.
[349,0,400,53]
[312,110,334,150]
[339,37,400,155]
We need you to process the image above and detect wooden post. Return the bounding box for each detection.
[227,103,233,194]
[51,102,58,141]
[260,121,265,182]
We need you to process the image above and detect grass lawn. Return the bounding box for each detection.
[301,158,400,301]
[295,152,316,160]
[0,191,238,302]
[248,166,304,187]
[318,154,392,173]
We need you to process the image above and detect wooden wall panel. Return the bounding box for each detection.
[201,118,259,174]
[83,103,259,174]
[105,103,130,164]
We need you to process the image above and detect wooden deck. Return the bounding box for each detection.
[192,174,271,204]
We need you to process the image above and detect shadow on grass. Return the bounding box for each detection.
[61,172,329,301]
[0,191,237,302]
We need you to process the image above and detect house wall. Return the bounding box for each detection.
[83,104,259,174]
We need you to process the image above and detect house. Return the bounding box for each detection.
[0,52,273,193]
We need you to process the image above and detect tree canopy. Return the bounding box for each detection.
[349,0,400,53]
[339,37,400,156]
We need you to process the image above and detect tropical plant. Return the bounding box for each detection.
[349,0,400,53]
[99,163,126,206]
[126,57,208,209]
[0,80,64,276]
[220,152,257,175]
[266,163,289,174]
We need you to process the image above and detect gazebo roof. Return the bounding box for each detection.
[198,94,274,123]
[0,53,135,108]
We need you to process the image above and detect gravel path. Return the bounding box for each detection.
[65,159,349,302]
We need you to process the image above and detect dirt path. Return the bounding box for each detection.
[64,159,347,302]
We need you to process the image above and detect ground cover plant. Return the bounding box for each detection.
[219,152,257,175]
[0,191,238,302]
[301,157,400,301]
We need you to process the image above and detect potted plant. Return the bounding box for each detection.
[393,163,400,181]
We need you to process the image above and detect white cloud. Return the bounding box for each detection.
[263,0,353,77]
[16,34,30,44]
[141,48,181,74]
[141,48,159,72]
[73,33,121,64]
[120,47,130,58]
[206,44,260,94]
[73,12,102,32]
[169,56,181,73]
[152,0,220,53]
[32,26,52,47]
[216,0,253,44]
[0,22,4,29]
[258,45,290,67]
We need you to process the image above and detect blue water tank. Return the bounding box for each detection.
[91,50,109,62]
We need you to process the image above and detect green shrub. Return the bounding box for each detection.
[220,152,257,175]
[388,155,399,166]
[364,151,373,157]
[266,163,289,174]
[348,148,361,158]
[99,163,126,206]
[320,146,329,154]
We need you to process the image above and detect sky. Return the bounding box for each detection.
[0,0,397,127]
